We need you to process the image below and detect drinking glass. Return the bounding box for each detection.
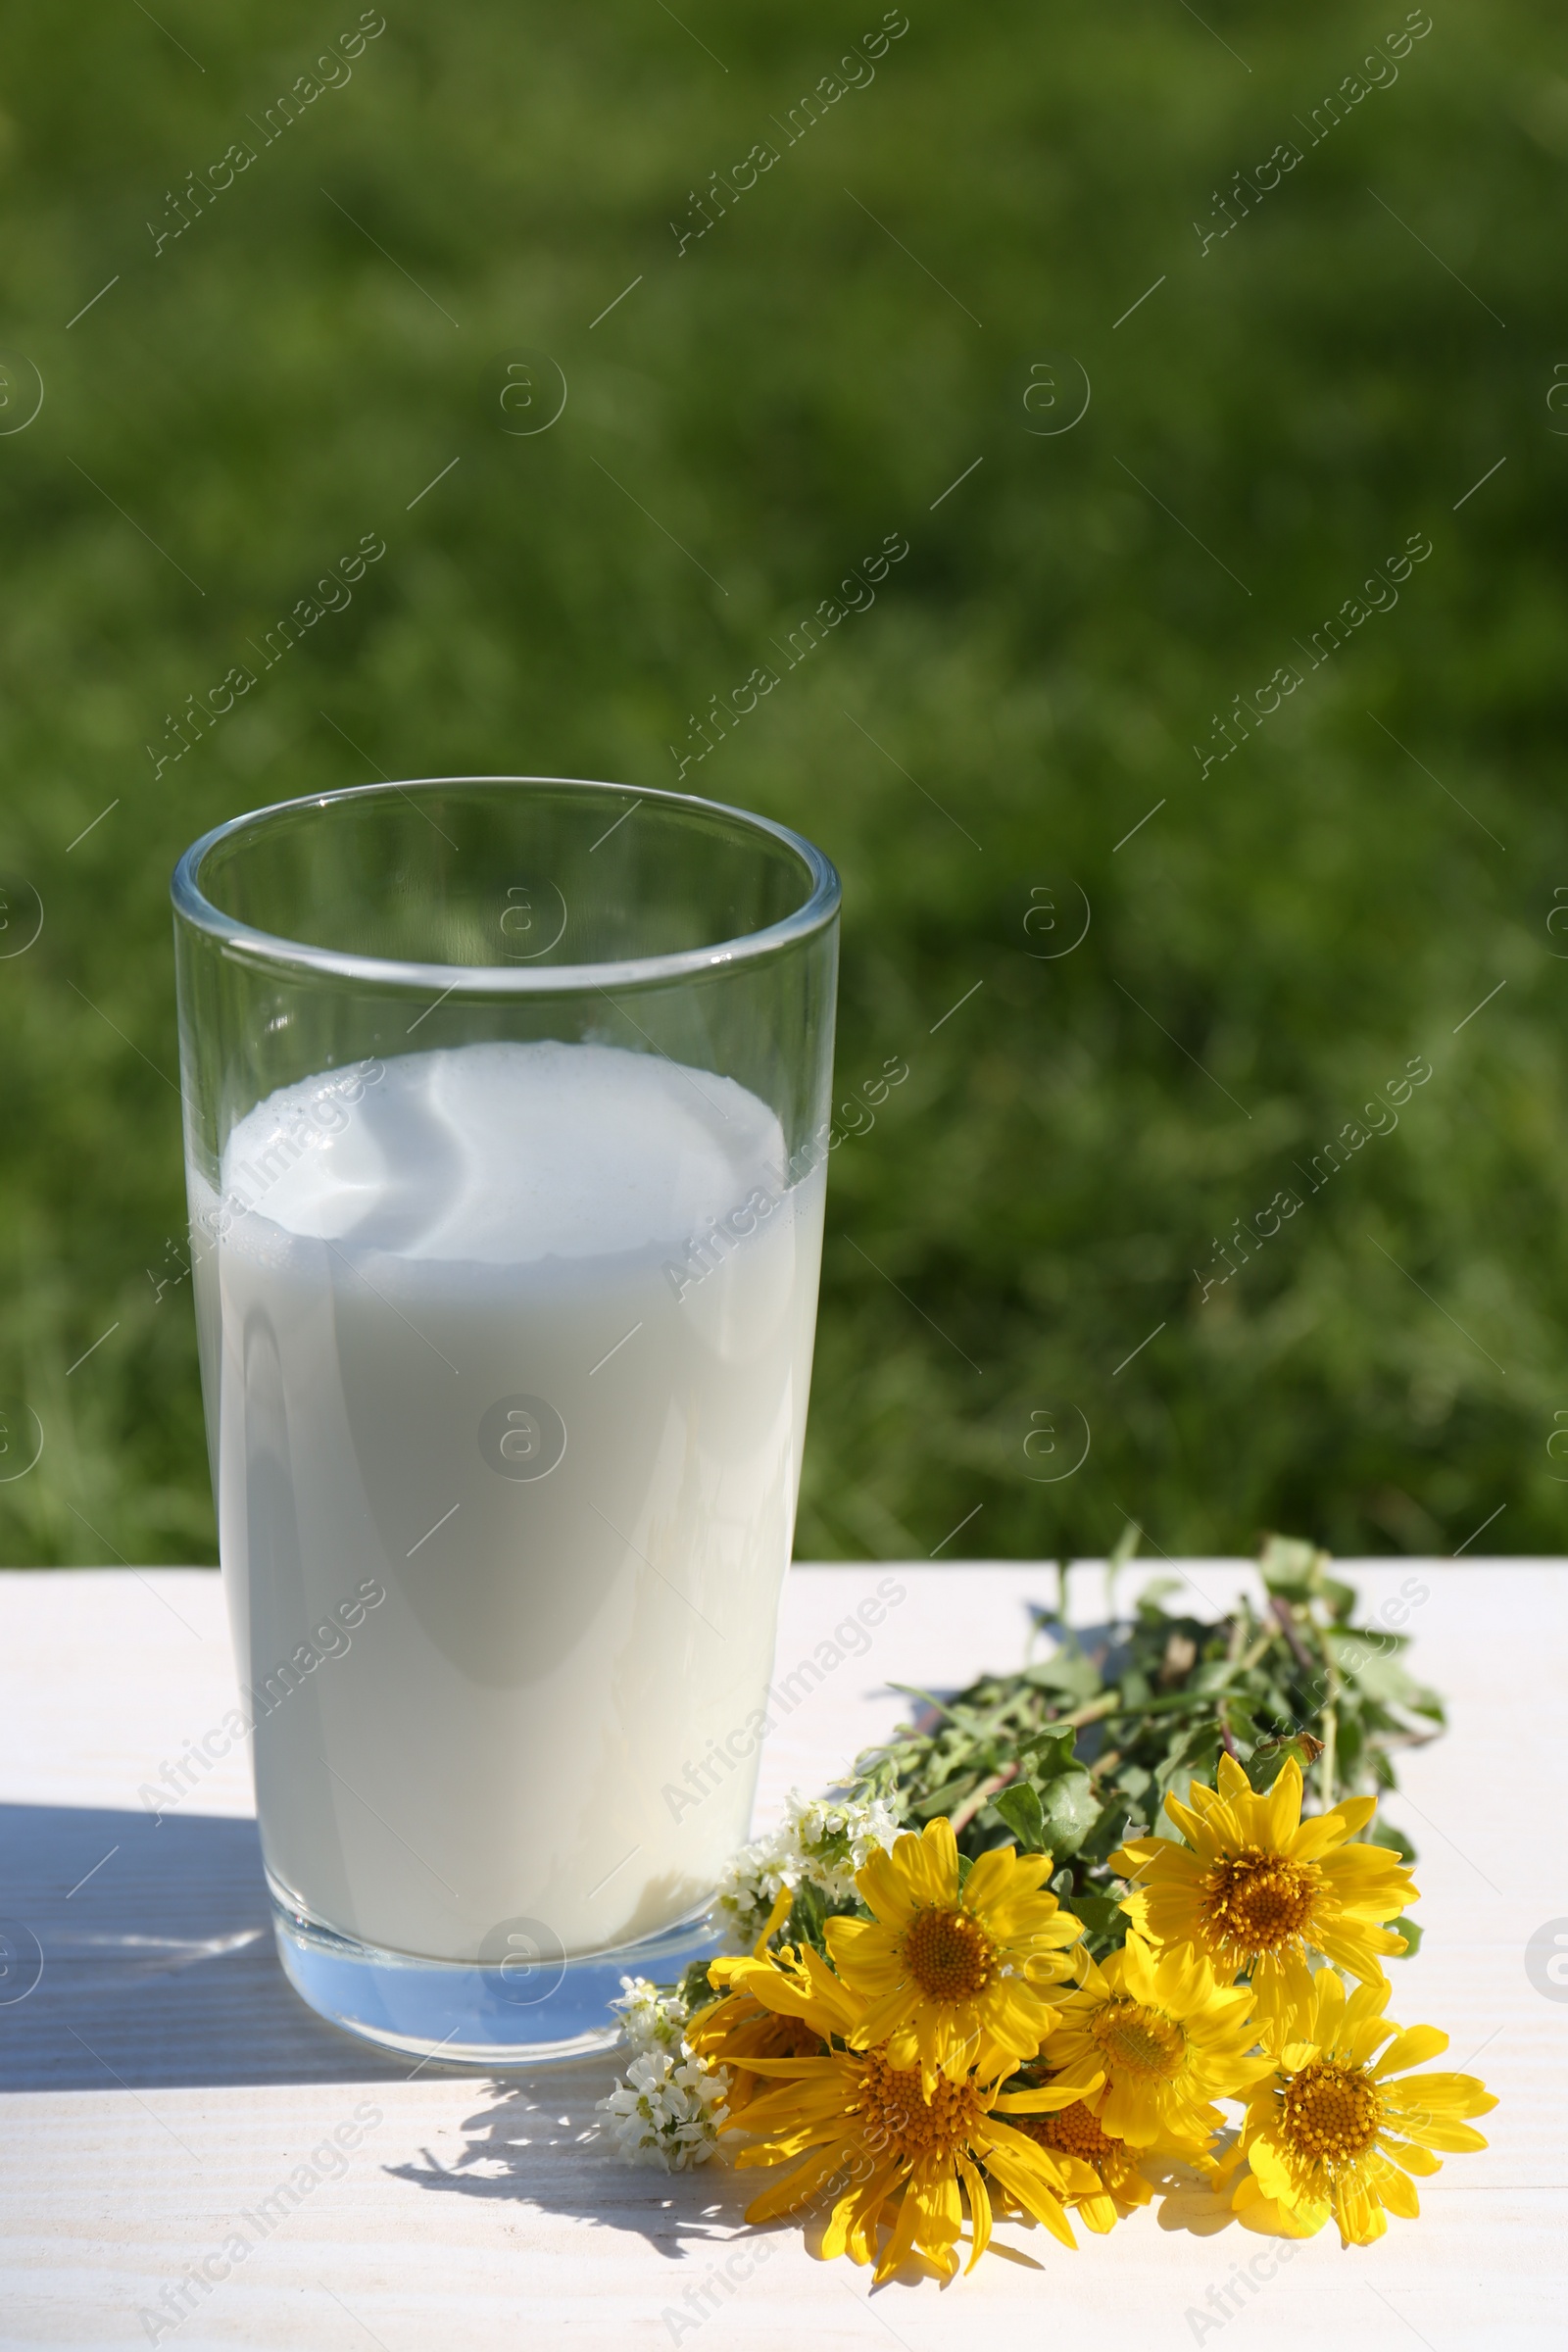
[172,777,838,2063]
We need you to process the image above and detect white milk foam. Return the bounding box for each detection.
[191,1041,824,1961]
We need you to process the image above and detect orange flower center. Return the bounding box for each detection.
[688,1983,824,2082]
[1017,2098,1140,2194]
[1201,1845,1320,1956]
[739,2009,824,2064]
[1278,2059,1382,2169]
[771,2013,826,2055]
[849,2047,987,2163]
[1090,1998,1187,2080]
[902,1906,997,2004]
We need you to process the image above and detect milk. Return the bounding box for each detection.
[188,1041,824,1963]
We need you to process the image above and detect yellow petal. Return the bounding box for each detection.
[743,2138,855,2224]
[1291,1815,1354,1863]
[1109,1837,1163,1879]
[981,2144,1078,2247]
[1250,1946,1316,2036]
[834,2155,906,2265]
[983,1983,1060,2055]
[913,2002,951,2099]
[1248,2129,1297,2204]
[711,1952,855,2041]
[1074,2191,1121,2233]
[870,2174,928,2283]
[1233,2172,1329,2237]
[1314,1922,1406,1982]
[1261,1754,1304,1847]
[1163,1793,1209,1846]
[722,2056,844,2084]
[845,1982,922,2051]
[910,1817,960,1904]
[1322,1838,1412,1883]
[822,1915,886,1969]
[994,2072,1106,2113]
[956,2151,993,2271]
[1379,2134,1442,2177]
[1371,2025,1448,2080]
[1333,2171,1387,2245]
[1380,2111,1492,2153]
[961,1846,1017,1916]
[854,1843,920,1927]
[1367,2151,1420,2219]
[1098,2080,1157,2147]
[1385,2072,1497,2118]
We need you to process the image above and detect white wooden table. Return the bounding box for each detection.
[2,1559,1562,2350]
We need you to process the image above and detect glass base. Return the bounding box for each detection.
[269,1876,724,2067]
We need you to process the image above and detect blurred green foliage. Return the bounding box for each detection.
[0,0,1564,1565]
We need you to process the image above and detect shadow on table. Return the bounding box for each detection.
[0,1800,410,2090]
[386,2076,760,2259]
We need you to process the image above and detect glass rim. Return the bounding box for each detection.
[171,774,841,995]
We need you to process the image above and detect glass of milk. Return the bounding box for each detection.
[172,777,838,2063]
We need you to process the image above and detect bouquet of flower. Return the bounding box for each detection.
[597,1538,1494,2279]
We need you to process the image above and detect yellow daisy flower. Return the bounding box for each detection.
[703,1937,865,2045]
[1111,1753,1416,2027]
[822,1817,1084,2092]
[711,1947,1103,2280]
[1040,1930,1272,2149]
[685,1969,828,2117]
[1228,1966,1496,2245]
[1004,2091,1157,2234]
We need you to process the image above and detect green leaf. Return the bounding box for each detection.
[1036,1767,1099,1857]
[1062,1891,1123,1936]
[1023,1650,1102,1702]
[1389,1914,1422,1958]
[993,1782,1048,1851]
[787,1879,829,1952]
[1223,1699,1260,1745]
[912,1774,996,1818]
[679,1958,723,2013]
[1158,1720,1224,1783]
[1078,1796,1135,1864]
[1024,1724,1082,1779]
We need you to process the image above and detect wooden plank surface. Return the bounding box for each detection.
[2,1559,1563,2350]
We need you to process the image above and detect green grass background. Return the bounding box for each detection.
[1,0,1564,1565]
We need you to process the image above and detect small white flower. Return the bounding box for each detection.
[611,1974,689,2054]
[597,2044,729,2171]
[714,1827,790,1951]
[787,1791,903,1901]
[713,1789,903,1949]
